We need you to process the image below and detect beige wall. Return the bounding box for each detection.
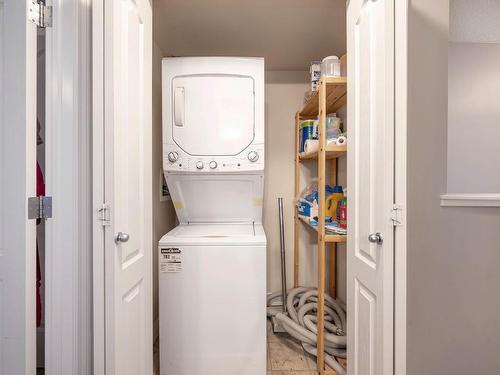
[152,42,177,336]
[407,1,500,373]
[264,71,306,293]
[264,71,347,303]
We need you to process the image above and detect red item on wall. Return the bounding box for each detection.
[36,244,42,328]
[36,162,44,328]
[37,162,45,196]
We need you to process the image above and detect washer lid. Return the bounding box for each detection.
[159,223,266,246]
[166,173,264,224]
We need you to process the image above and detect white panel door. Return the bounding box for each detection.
[347,0,395,374]
[93,0,153,374]
[0,1,37,374]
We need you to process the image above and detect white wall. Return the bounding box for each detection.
[448,42,500,193]
[447,0,500,193]
[152,42,177,338]
[264,71,347,303]
[450,0,500,42]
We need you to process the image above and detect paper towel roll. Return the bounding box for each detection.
[304,139,319,153]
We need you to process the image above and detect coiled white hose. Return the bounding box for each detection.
[267,287,347,375]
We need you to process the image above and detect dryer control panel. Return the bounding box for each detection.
[163,144,264,172]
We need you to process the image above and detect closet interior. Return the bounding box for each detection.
[152,1,348,374]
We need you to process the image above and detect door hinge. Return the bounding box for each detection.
[28,196,52,220]
[28,0,52,28]
[98,203,111,226]
[391,205,404,227]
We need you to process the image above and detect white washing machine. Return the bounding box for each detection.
[159,57,266,375]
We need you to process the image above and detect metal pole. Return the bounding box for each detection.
[278,197,287,313]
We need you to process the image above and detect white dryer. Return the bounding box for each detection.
[159,57,266,375]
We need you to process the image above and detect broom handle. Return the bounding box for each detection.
[278,197,287,313]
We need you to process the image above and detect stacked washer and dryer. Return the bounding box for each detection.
[159,57,267,375]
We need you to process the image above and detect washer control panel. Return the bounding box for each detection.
[167,151,179,163]
[164,145,264,172]
[247,151,259,162]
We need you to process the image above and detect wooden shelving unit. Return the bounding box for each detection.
[294,76,347,375]
[298,216,347,243]
[299,76,347,118]
[299,144,347,161]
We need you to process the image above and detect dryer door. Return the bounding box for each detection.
[171,74,255,156]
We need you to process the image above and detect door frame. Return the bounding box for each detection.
[44,0,93,373]
[45,0,92,375]
[394,1,408,374]
[1,0,93,373]
[92,0,105,372]
[0,0,93,373]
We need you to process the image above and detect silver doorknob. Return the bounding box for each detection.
[368,233,383,244]
[115,232,130,243]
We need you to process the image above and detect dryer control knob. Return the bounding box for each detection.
[209,161,218,169]
[167,151,178,163]
[195,161,204,170]
[248,151,259,162]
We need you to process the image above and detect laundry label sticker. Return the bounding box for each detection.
[160,248,182,273]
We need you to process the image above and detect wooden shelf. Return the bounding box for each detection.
[294,71,348,374]
[299,76,347,118]
[298,216,347,243]
[299,143,347,161]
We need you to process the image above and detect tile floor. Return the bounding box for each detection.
[153,319,346,375]
[267,318,347,375]
[267,318,316,374]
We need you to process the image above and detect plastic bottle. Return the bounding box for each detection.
[321,56,341,77]
[326,186,344,219]
[326,113,343,141]
[338,196,347,230]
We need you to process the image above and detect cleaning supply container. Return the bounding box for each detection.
[326,185,344,219]
[338,195,347,229]
[310,61,322,91]
[299,120,316,152]
[321,56,341,77]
